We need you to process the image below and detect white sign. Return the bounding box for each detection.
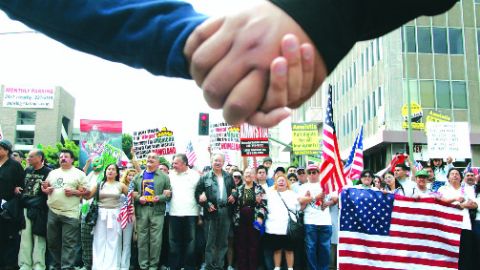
[427,122,471,159]
[3,87,55,108]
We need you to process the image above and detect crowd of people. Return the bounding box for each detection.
[1,138,480,270]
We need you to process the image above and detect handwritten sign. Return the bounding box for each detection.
[427,122,471,159]
[210,122,240,151]
[292,123,320,155]
[3,87,55,108]
[240,123,269,157]
[133,127,176,163]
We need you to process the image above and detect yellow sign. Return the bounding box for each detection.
[401,102,424,130]
[292,123,320,155]
[426,111,451,123]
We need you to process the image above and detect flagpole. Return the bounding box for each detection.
[402,26,414,157]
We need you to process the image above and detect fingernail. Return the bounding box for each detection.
[285,37,298,52]
[275,62,287,76]
[302,47,313,60]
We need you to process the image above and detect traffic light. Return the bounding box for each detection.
[198,113,209,136]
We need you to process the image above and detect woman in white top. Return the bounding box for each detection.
[264,173,299,270]
[438,168,477,270]
[90,163,128,270]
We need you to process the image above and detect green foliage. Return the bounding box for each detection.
[122,133,133,160]
[37,140,80,168]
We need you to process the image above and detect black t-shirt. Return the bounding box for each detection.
[23,166,52,198]
[0,158,25,201]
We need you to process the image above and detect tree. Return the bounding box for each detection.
[122,133,133,159]
[38,139,80,168]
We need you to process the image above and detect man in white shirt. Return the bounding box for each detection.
[298,164,332,270]
[394,164,416,197]
[169,154,200,270]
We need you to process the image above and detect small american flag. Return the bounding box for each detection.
[338,188,463,270]
[186,141,197,166]
[414,160,424,171]
[118,181,134,229]
[320,85,348,193]
[344,126,364,181]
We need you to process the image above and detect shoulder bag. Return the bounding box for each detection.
[277,191,304,242]
[85,183,100,226]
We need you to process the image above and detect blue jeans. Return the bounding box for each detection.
[169,216,197,270]
[304,224,332,270]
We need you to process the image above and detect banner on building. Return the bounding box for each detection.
[292,123,320,155]
[425,110,451,123]
[80,119,123,170]
[3,86,55,109]
[239,123,269,157]
[427,122,471,159]
[401,102,425,130]
[132,127,176,164]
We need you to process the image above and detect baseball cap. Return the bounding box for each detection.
[296,167,305,173]
[307,164,319,171]
[415,169,429,177]
[0,139,13,154]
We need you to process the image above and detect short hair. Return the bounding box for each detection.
[394,163,409,171]
[12,150,24,158]
[287,165,297,171]
[33,149,45,162]
[447,167,461,179]
[211,152,225,162]
[60,149,75,160]
[256,165,267,173]
[173,153,189,166]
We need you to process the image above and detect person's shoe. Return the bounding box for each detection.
[227,266,235,270]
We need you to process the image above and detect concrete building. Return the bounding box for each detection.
[293,0,480,171]
[0,85,75,152]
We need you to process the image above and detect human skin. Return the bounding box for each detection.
[185,1,326,126]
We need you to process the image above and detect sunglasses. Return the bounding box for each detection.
[297,171,305,175]
[307,171,318,175]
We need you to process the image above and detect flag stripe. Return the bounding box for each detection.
[389,230,460,246]
[339,250,458,268]
[393,206,463,222]
[339,263,404,270]
[340,237,459,258]
[391,217,462,234]
[339,231,460,253]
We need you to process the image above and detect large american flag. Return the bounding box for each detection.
[118,181,134,229]
[186,141,197,166]
[338,188,463,270]
[319,85,348,193]
[344,126,364,181]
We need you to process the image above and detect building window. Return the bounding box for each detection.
[378,86,383,107]
[17,111,36,125]
[448,28,464,54]
[377,38,382,61]
[354,106,358,130]
[402,26,416,53]
[367,96,371,120]
[363,100,366,124]
[452,81,467,109]
[371,42,375,66]
[417,27,432,53]
[420,80,435,108]
[436,80,451,108]
[372,91,377,117]
[16,130,34,145]
[433,28,448,54]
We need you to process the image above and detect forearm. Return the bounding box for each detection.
[0,0,207,78]
[270,0,458,73]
